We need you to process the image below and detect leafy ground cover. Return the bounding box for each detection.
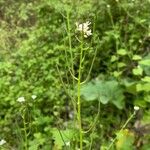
[0,0,150,149]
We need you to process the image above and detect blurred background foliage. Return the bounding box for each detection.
[0,0,150,149]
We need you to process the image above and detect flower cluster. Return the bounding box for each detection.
[76,21,92,38]
[17,95,37,103]
[17,97,25,103]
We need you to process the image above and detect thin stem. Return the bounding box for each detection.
[107,6,121,78]
[118,2,147,30]
[66,11,78,132]
[81,47,97,84]
[56,65,77,132]
[107,7,114,28]
[57,128,67,148]
[56,65,76,102]
[107,112,135,150]
[22,111,28,150]
[77,34,84,150]
[66,11,75,86]
[83,100,100,134]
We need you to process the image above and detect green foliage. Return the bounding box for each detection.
[52,128,75,149]
[116,129,135,150]
[81,79,124,109]
[0,0,150,149]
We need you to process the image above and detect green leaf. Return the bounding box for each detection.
[141,76,150,82]
[116,129,135,150]
[80,82,99,101]
[111,55,118,62]
[52,128,75,149]
[28,132,46,150]
[136,83,150,92]
[29,141,40,150]
[139,54,150,75]
[81,80,125,109]
[113,71,122,77]
[132,66,143,75]
[118,62,126,68]
[144,94,150,103]
[117,49,127,56]
[122,79,137,95]
[134,98,147,108]
[139,59,150,66]
[132,55,142,60]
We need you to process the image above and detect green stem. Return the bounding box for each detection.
[66,11,77,136]
[22,112,28,150]
[66,11,74,86]
[77,35,84,150]
[107,112,135,150]
[107,7,114,28]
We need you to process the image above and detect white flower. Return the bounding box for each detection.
[107,5,110,8]
[134,106,140,111]
[17,97,25,103]
[139,39,142,43]
[0,139,6,146]
[31,95,37,100]
[66,141,70,146]
[76,21,92,38]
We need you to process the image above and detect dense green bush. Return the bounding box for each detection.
[0,0,150,149]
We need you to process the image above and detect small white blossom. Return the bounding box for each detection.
[107,5,110,8]
[0,139,6,146]
[17,97,25,103]
[139,39,142,43]
[31,95,37,100]
[76,21,92,38]
[66,141,70,146]
[134,106,140,111]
